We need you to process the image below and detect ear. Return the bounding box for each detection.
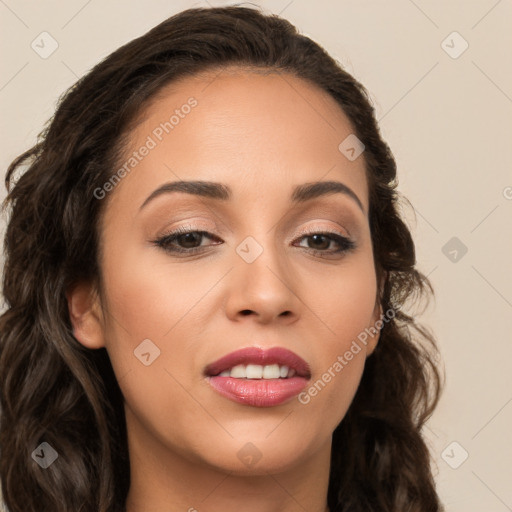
[66,281,105,349]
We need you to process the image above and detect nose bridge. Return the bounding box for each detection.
[235,230,285,289]
[231,195,280,268]
[226,227,299,322]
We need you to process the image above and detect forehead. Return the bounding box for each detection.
[104,67,369,215]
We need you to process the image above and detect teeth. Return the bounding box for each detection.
[263,364,280,379]
[246,364,263,379]
[230,365,246,378]
[218,364,296,379]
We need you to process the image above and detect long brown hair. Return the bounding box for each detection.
[0,5,444,511]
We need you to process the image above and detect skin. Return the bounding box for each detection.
[68,67,383,512]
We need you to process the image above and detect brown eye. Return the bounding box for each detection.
[153,228,222,255]
[294,231,355,256]
[174,232,204,249]
[305,234,331,250]
[152,228,355,258]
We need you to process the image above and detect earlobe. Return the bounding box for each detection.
[66,281,105,349]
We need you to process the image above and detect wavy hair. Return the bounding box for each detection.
[0,5,444,511]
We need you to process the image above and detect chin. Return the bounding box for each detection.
[194,435,318,476]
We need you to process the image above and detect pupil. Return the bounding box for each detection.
[310,234,328,249]
[179,233,200,248]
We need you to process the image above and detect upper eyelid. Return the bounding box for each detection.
[154,229,353,252]
[158,225,352,244]
[161,222,351,235]
[147,199,361,230]
[294,223,350,237]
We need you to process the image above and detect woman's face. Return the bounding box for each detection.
[71,68,382,475]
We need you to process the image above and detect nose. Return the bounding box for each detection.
[223,237,301,325]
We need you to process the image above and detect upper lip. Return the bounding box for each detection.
[204,347,311,378]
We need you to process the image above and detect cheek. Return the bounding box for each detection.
[297,254,377,423]
[101,230,215,336]
[98,241,204,384]
[98,249,214,453]
[307,250,377,345]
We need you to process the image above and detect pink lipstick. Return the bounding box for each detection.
[204,347,311,407]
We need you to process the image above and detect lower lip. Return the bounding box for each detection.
[207,376,308,407]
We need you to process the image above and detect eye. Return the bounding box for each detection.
[292,230,355,256]
[152,226,222,255]
[151,226,356,257]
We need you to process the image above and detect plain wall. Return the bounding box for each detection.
[1,1,511,510]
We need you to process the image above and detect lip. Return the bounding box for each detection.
[204,346,311,378]
[204,347,311,407]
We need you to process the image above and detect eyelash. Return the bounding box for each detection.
[152,225,356,258]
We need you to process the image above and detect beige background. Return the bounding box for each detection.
[1,1,511,510]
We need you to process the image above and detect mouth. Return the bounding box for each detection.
[204,347,311,407]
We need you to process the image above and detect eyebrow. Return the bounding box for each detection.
[139,179,365,212]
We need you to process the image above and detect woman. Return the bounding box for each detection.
[0,6,444,512]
